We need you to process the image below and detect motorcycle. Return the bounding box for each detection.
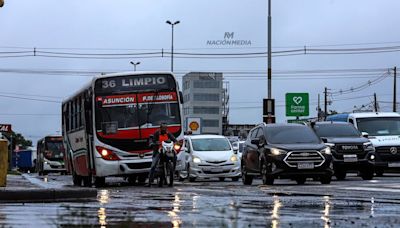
[155,140,176,187]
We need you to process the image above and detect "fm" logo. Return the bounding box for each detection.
[224,32,234,39]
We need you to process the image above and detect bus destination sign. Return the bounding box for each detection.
[96,74,175,94]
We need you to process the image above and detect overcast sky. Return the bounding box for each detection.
[0,0,399,145]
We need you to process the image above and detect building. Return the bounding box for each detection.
[182,72,228,135]
[224,124,257,139]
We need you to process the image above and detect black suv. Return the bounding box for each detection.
[241,123,333,185]
[311,121,376,180]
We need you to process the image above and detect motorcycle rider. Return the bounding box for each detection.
[146,123,177,187]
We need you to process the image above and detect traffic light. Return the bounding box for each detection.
[0,0,4,7]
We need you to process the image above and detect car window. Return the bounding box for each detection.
[238,142,244,152]
[185,139,191,152]
[314,124,360,137]
[250,128,259,139]
[266,126,321,144]
[255,128,264,139]
[349,119,354,125]
[191,138,231,151]
[356,117,400,136]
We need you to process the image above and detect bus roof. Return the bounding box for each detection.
[37,135,62,143]
[62,71,175,104]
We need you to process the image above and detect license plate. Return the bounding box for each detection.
[388,162,400,168]
[343,154,358,163]
[297,162,314,169]
[210,168,223,173]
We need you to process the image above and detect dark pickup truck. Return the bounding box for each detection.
[311,121,376,180]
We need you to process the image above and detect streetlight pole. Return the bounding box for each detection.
[267,0,272,100]
[263,0,274,124]
[166,20,180,72]
[130,61,140,71]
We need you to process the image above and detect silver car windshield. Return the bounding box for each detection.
[192,138,231,151]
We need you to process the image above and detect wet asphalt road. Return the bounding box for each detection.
[2,173,400,227]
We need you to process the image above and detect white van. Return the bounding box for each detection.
[327,112,400,175]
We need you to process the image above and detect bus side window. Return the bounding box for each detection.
[349,119,354,125]
[68,102,72,132]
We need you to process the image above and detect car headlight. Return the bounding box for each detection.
[230,155,238,162]
[320,147,331,155]
[271,148,287,156]
[193,157,201,164]
[363,142,374,150]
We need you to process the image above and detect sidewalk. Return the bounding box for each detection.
[0,174,97,203]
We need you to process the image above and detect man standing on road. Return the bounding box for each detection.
[146,123,177,187]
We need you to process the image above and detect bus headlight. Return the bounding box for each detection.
[96,146,120,161]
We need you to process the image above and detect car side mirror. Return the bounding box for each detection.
[251,139,260,145]
[361,132,369,138]
[184,147,189,153]
[321,137,328,143]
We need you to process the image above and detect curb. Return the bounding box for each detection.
[0,188,98,203]
[0,174,98,203]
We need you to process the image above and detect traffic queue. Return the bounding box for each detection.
[28,111,400,188]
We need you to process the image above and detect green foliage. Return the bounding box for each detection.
[2,131,32,150]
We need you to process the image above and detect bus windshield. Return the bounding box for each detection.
[94,74,182,146]
[45,141,64,160]
[356,117,400,136]
[96,102,181,130]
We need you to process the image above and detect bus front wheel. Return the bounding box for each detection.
[72,172,82,186]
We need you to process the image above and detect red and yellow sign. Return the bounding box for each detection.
[189,121,199,131]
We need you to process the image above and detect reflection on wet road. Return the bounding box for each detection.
[1,174,400,227]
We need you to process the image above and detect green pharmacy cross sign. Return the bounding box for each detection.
[286,93,309,117]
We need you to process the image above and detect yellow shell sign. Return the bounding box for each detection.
[189,121,199,131]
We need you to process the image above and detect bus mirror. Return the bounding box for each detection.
[179,91,184,104]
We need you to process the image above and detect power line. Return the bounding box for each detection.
[1,45,400,59]
[0,94,61,103]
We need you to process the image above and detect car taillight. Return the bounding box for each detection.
[96,146,120,161]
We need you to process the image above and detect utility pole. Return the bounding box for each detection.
[324,87,328,120]
[374,93,378,112]
[317,94,321,120]
[262,0,275,124]
[267,0,272,100]
[394,66,397,112]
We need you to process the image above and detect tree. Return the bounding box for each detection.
[2,131,32,150]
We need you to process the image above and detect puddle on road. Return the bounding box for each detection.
[1,189,400,227]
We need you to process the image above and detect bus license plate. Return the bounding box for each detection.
[388,162,400,168]
[297,162,314,169]
[344,154,358,163]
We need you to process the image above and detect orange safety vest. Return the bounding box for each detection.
[158,134,169,148]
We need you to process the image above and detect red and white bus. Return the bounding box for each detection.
[62,72,184,187]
